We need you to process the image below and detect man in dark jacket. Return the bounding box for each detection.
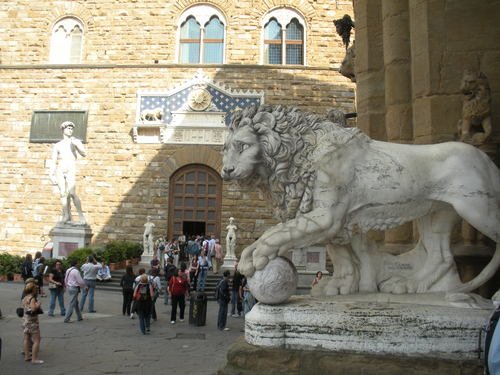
[216,270,231,331]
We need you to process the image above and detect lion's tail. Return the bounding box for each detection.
[451,242,500,293]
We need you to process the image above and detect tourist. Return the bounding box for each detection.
[33,257,47,297]
[21,253,33,282]
[230,267,243,317]
[64,259,86,323]
[130,268,147,319]
[197,252,209,292]
[186,236,200,258]
[47,260,66,317]
[96,262,112,282]
[312,271,323,288]
[168,263,189,324]
[79,255,102,313]
[216,270,231,331]
[21,280,44,364]
[209,235,217,272]
[133,274,154,334]
[189,256,199,291]
[163,257,177,305]
[150,255,160,273]
[31,251,42,279]
[169,239,180,267]
[240,275,256,315]
[150,268,162,321]
[213,239,223,275]
[120,265,135,317]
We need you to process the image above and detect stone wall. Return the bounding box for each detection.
[0,67,354,255]
[0,0,353,67]
[0,1,356,255]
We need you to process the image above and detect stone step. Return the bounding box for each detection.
[96,269,224,300]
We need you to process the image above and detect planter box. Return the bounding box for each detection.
[109,263,117,271]
[13,273,23,282]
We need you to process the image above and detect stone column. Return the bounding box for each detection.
[408,0,461,144]
[353,0,386,140]
[382,0,413,245]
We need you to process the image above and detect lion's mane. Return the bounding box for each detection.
[229,105,368,222]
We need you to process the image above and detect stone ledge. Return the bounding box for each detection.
[218,337,484,375]
[244,295,490,360]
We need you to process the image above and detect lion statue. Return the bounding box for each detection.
[457,70,492,146]
[140,108,163,122]
[222,104,500,296]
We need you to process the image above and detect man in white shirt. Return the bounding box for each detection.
[79,255,101,313]
[64,259,86,323]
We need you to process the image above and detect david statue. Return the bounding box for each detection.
[221,105,499,301]
[50,121,87,225]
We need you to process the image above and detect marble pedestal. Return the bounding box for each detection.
[140,254,153,268]
[221,255,238,272]
[245,294,490,360]
[50,223,93,258]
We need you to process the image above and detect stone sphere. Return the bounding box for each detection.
[247,256,298,304]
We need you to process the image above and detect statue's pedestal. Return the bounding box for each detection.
[50,223,93,258]
[140,254,153,268]
[245,295,490,360]
[221,255,238,272]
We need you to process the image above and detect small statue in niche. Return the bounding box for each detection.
[457,70,492,146]
[334,15,356,82]
[333,14,355,50]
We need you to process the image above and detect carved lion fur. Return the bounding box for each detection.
[222,105,500,296]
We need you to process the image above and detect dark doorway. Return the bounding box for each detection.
[183,221,206,237]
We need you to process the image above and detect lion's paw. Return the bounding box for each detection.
[379,277,409,294]
[253,255,269,272]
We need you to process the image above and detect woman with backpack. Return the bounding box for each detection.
[133,274,154,334]
[21,253,33,282]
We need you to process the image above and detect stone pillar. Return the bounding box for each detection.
[409,0,461,144]
[353,0,386,140]
[382,0,413,245]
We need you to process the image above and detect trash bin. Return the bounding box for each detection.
[189,291,207,326]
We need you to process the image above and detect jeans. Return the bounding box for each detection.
[48,287,66,316]
[138,311,151,334]
[170,294,185,322]
[231,290,242,315]
[79,279,96,312]
[64,287,82,322]
[122,289,133,315]
[217,300,228,330]
[197,268,207,292]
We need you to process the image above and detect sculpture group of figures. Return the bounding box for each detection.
[221,104,499,300]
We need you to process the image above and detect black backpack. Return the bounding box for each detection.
[480,305,500,375]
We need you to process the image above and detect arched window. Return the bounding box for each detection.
[178,5,226,64]
[262,8,306,65]
[180,17,201,64]
[50,17,84,64]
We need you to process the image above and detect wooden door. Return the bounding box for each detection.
[168,164,222,240]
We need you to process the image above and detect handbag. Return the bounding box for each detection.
[16,307,24,318]
[25,306,43,316]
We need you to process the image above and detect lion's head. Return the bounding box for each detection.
[222,105,361,222]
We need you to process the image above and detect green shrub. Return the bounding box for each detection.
[104,240,142,262]
[0,253,24,275]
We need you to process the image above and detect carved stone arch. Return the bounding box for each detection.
[163,146,223,177]
[46,4,96,33]
[172,0,232,23]
[249,0,316,25]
